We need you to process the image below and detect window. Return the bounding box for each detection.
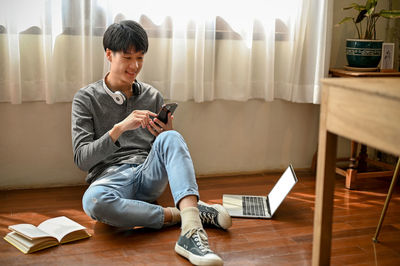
[0,0,332,104]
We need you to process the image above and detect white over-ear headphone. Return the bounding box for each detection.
[103,81,126,105]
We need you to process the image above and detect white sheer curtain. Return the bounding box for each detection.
[0,0,332,104]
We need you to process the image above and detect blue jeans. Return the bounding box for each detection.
[82,131,199,229]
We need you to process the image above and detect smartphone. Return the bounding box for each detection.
[156,103,178,124]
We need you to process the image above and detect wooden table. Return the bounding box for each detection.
[329,69,400,189]
[329,68,400,78]
[312,77,400,265]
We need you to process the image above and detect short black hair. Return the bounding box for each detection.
[103,20,148,53]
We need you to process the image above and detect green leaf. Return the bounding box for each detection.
[343,3,366,11]
[366,0,377,11]
[337,17,354,25]
[366,7,375,16]
[380,10,400,19]
[355,10,367,23]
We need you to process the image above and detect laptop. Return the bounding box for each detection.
[222,165,298,218]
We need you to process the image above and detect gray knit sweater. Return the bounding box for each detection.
[71,79,164,183]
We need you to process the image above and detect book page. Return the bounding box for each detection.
[8,224,53,240]
[38,216,86,243]
[4,231,58,254]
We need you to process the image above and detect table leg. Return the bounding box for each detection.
[358,144,368,172]
[312,131,338,266]
[372,159,400,242]
[349,141,358,169]
[346,141,358,189]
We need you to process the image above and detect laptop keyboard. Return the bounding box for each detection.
[242,196,266,217]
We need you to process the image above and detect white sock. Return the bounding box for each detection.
[167,207,181,224]
[180,207,203,235]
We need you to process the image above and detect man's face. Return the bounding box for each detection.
[106,47,144,86]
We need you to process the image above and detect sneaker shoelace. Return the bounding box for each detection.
[199,209,217,227]
[186,228,213,253]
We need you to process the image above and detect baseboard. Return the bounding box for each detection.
[0,182,87,191]
[196,167,312,178]
[1,168,313,190]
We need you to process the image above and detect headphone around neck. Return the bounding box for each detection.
[103,80,142,105]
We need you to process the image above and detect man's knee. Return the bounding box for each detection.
[82,187,118,221]
[154,130,186,149]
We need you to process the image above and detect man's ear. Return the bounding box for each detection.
[105,48,113,62]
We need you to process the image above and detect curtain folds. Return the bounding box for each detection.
[0,0,332,104]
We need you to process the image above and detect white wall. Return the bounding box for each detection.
[0,102,85,188]
[0,100,320,189]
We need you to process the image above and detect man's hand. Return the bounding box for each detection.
[147,112,174,137]
[120,110,158,131]
[109,110,157,142]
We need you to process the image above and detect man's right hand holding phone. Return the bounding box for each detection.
[147,112,173,137]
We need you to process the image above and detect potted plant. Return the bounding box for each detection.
[338,0,400,68]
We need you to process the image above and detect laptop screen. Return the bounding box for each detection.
[268,165,298,215]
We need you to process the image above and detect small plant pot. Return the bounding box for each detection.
[346,39,383,68]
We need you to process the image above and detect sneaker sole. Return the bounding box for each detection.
[199,201,232,230]
[175,243,223,266]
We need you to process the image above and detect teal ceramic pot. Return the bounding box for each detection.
[346,39,383,68]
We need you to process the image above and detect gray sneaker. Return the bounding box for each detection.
[175,228,223,266]
[198,201,232,230]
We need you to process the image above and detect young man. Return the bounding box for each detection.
[71,20,231,265]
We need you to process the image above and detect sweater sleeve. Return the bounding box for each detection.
[71,91,120,171]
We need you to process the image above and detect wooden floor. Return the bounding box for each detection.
[1,171,400,265]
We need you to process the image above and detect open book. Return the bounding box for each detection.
[3,216,91,254]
